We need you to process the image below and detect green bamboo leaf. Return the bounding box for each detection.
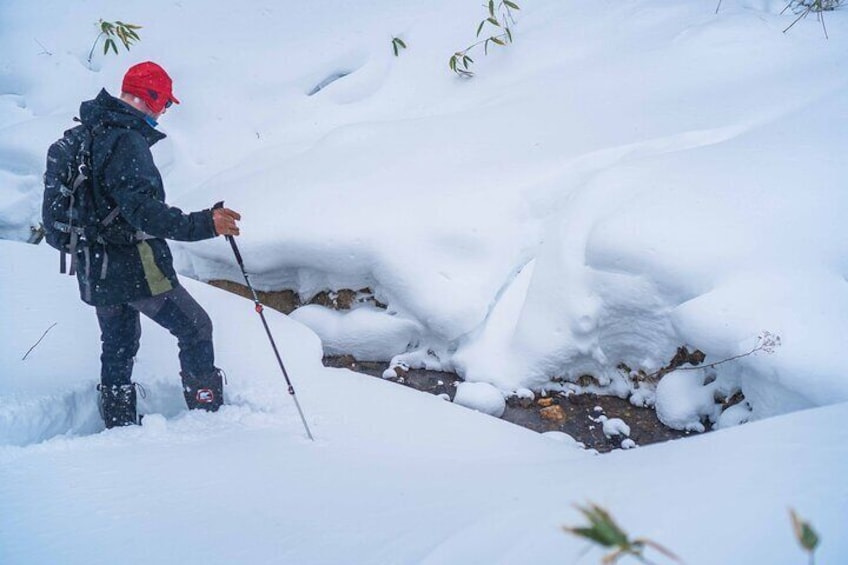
[484,38,490,55]
[504,0,520,9]
[799,524,819,552]
[124,24,143,29]
[465,55,474,64]
[488,0,495,16]
[449,56,457,71]
[790,509,820,552]
[393,43,398,56]
[476,20,486,37]
[490,36,506,46]
[395,38,406,48]
[462,55,470,69]
[565,526,616,548]
[505,27,513,42]
[487,16,501,27]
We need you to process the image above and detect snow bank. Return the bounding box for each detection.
[453,381,506,418]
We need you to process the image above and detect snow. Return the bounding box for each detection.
[2,0,848,562]
[290,304,422,361]
[453,381,507,418]
[598,415,632,439]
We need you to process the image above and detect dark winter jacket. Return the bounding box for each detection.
[75,89,217,306]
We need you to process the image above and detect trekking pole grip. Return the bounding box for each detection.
[213,200,244,267]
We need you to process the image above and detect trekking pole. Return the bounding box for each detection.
[214,202,314,441]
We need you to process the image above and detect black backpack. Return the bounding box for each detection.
[42,121,128,275]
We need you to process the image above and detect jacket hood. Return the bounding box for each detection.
[79,88,166,146]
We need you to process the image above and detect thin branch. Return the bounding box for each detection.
[784,6,812,33]
[87,31,105,64]
[22,322,57,361]
[641,332,780,381]
[819,8,830,39]
[34,38,52,55]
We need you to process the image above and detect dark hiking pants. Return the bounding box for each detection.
[95,286,214,387]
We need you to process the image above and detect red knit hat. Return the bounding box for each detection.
[122,61,180,114]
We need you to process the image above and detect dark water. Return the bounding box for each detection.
[323,356,695,453]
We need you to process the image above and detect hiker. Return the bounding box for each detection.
[52,61,241,428]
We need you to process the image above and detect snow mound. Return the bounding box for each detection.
[290,304,421,361]
[453,382,506,418]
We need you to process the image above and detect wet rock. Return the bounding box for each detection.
[540,405,566,423]
[311,289,356,310]
[577,374,600,387]
[382,364,408,380]
[506,389,535,408]
[208,279,300,313]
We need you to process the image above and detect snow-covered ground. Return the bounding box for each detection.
[2,240,847,564]
[3,0,848,430]
[2,0,848,562]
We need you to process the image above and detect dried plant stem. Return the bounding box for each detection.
[22,322,57,361]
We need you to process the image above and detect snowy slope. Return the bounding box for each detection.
[1,2,848,561]
[1,240,846,564]
[2,0,847,431]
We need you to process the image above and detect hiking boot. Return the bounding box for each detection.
[98,384,139,428]
[181,368,224,412]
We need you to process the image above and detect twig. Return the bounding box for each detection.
[642,332,780,381]
[22,322,57,360]
[819,8,830,39]
[87,32,106,64]
[34,38,52,55]
[784,6,813,33]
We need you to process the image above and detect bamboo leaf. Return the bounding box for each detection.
[564,526,616,548]
[790,509,820,552]
[504,0,520,9]
[487,16,501,27]
[449,56,457,71]
[484,38,489,55]
[488,0,495,17]
[505,27,513,42]
[395,37,406,48]
[393,43,398,56]
[476,20,486,37]
[491,36,506,46]
[110,39,118,54]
